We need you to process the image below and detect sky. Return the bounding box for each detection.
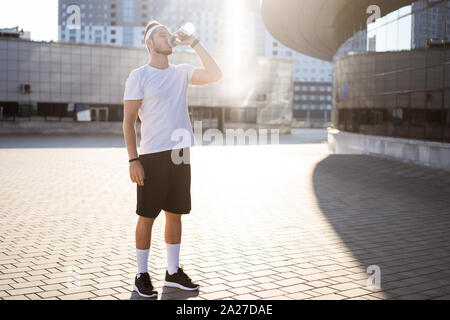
[0,0,58,41]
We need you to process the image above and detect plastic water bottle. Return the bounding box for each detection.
[168,22,196,48]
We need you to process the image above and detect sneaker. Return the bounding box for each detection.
[164,267,200,291]
[133,272,158,298]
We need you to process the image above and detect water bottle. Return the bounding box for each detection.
[168,22,196,48]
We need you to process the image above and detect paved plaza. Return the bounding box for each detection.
[1,129,450,300]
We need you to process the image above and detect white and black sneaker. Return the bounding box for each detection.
[164,267,200,291]
[133,272,158,298]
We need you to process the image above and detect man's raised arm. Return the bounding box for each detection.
[178,36,222,85]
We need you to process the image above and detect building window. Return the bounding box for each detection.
[123,0,134,23]
[273,50,278,56]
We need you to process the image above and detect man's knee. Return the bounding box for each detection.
[138,216,156,225]
[164,210,182,220]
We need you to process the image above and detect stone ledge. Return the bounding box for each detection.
[328,127,450,171]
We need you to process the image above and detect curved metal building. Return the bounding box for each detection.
[262,0,450,170]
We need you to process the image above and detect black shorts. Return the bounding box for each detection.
[136,147,191,218]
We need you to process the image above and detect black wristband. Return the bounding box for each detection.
[129,157,140,163]
[191,38,200,48]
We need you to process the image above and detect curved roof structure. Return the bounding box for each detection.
[261,0,414,61]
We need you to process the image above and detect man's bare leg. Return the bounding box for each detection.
[136,216,155,249]
[165,210,182,244]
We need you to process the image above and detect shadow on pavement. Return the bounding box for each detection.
[129,286,200,300]
[312,154,450,299]
[129,290,158,300]
[159,286,200,300]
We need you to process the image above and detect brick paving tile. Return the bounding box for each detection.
[91,295,119,300]
[339,288,373,298]
[304,280,330,288]
[286,292,313,300]
[7,287,43,296]
[229,287,255,295]
[253,289,287,299]
[0,285,13,291]
[279,283,314,294]
[311,287,339,295]
[3,295,30,300]
[309,293,347,300]
[203,277,228,285]
[112,292,132,300]
[201,284,232,294]
[59,292,96,300]
[231,293,259,300]
[226,279,258,288]
[10,281,47,290]
[37,290,63,299]
[330,282,361,291]
[201,290,235,300]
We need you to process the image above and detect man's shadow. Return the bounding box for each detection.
[130,286,199,300]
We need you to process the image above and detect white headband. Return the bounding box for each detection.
[144,24,170,42]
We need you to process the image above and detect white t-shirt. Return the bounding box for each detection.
[123,63,198,155]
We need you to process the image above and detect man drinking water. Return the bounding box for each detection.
[123,20,222,298]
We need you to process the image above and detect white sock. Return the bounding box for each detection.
[166,243,180,275]
[136,248,149,275]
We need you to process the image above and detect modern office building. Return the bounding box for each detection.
[262,0,450,170]
[265,33,334,123]
[58,0,266,56]
[58,0,334,124]
[0,36,293,133]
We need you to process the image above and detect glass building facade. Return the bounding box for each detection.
[0,38,293,130]
[332,0,450,143]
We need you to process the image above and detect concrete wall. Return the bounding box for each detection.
[328,127,450,171]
